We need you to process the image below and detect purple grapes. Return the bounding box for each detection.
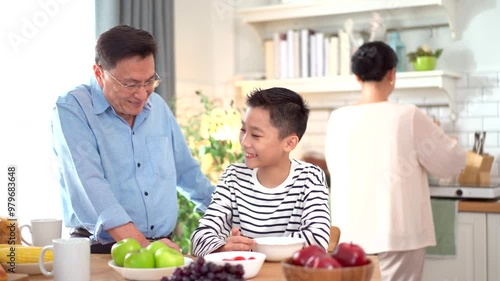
[161,258,245,281]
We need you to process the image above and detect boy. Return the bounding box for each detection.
[191,87,331,257]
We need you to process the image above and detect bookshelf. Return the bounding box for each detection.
[234,1,461,120]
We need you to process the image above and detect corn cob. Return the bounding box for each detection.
[0,245,53,263]
[0,264,6,281]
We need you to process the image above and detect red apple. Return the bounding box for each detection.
[291,245,326,266]
[332,242,369,267]
[304,254,343,269]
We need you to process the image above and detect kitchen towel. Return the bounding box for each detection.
[426,198,457,257]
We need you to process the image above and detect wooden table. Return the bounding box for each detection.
[27,254,381,281]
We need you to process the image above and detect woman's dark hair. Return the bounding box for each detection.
[246,87,309,140]
[351,41,398,82]
[95,25,157,70]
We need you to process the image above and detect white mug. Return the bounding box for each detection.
[20,218,62,246]
[39,238,90,281]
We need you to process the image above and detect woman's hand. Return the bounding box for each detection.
[217,228,255,252]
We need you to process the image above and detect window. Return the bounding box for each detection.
[0,1,95,229]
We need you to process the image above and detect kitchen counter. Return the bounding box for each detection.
[458,199,500,213]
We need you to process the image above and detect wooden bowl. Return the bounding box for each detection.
[281,257,374,281]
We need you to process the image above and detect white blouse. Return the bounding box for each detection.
[325,102,465,254]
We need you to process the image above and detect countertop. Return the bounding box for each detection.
[458,199,500,213]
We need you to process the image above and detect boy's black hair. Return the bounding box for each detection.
[351,41,398,82]
[95,25,157,70]
[246,87,309,140]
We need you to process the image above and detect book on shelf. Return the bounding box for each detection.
[300,29,310,78]
[324,36,330,77]
[293,30,300,78]
[339,30,351,76]
[263,29,351,80]
[310,31,317,77]
[315,32,324,77]
[273,32,282,79]
[264,40,275,80]
[279,33,288,79]
[286,29,300,79]
[329,36,339,77]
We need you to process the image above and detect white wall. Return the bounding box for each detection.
[400,0,500,73]
[175,0,237,120]
[0,0,95,227]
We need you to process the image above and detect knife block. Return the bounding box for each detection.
[459,151,494,186]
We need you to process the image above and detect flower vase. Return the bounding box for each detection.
[413,56,436,71]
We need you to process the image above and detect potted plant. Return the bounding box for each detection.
[407,44,443,71]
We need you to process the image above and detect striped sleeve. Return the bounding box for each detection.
[190,167,235,257]
[289,161,331,250]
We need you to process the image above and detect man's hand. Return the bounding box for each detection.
[158,238,182,253]
[217,228,255,252]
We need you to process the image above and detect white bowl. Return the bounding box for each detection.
[108,257,193,281]
[203,251,266,279]
[252,236,306,262]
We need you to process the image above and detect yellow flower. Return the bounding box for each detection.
[200,153,215,176]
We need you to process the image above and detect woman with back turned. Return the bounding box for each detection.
[325,41,465,281]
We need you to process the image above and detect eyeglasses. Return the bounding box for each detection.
[101,67,161,92]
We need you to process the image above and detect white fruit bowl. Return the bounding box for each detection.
[252,236,305,261]
[203,251,266,279]
[108,257,193,281]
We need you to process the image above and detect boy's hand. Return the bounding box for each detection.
[218,228,256,252]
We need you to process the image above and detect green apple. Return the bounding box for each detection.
[111,238,141,267]
[146,240,168,255]
[124,248,155,268]
[154,247,184,268]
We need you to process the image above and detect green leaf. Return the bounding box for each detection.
[434,49,443,59]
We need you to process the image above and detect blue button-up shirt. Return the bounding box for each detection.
[51,78,215,244]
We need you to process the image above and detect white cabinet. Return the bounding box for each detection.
[487,213,500,281]
[423,212,500,281]
[423,212,487,281]
[237,0,458,38]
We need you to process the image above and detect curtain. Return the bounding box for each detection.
[95,0,175,107]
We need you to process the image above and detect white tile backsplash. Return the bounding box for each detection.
[425,107,441,119]
[483,117,500,131]
[467,102,499,117]
[455,88,482,103]
[308,110,330,122]
[468,72,499,88]
[457,133,470,147]
[483,132,499,147]
[454,117,483,131]
[307,119,329,134]
[483,88,500,102]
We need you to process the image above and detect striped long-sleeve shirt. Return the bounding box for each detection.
[190,159,331,257]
